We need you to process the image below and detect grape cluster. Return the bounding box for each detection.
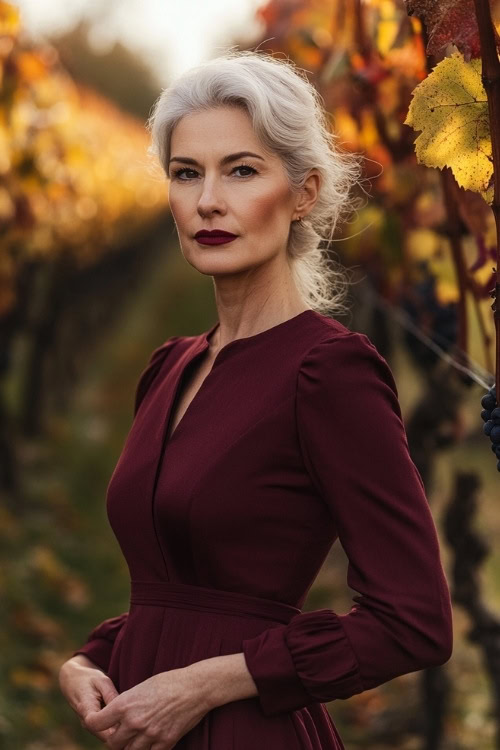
[401,271,459,370]
[481,384,500,471]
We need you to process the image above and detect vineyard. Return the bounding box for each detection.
[2,0,500,747]
[0,3,172,747]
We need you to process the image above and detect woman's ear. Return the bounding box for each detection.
[295,170,321,218]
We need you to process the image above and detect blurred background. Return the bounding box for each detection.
[1,0,500,747]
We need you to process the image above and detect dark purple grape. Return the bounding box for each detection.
[482,393,496,411]
[490,425,500,444]
[484,420,494,436]
[400,267,459,371]
[482,409,492,422]
[491,407,500,421]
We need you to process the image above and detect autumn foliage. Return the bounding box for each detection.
[0,1,167,317]
[254,0,500,382]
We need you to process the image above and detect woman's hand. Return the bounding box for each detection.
[59,654,121,744]
[83,664,212,750]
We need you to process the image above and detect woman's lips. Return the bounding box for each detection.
[195,235,238,245]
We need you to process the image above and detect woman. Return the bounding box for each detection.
[59,50,453,749]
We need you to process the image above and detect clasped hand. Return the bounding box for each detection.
[84,665,211,749]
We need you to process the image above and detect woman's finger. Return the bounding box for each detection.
[84,700,122,733]
[98,676,119,706]
[97,721,137,749]
[123,734,155,750]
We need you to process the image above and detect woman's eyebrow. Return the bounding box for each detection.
[168,151,265,166]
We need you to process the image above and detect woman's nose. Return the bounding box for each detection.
[197,177,226,216]
[197,199,226,216]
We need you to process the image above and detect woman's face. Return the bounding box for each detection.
[167,106,305,278]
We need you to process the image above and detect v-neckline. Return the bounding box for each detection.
[165,346,213,444]
[164,308,317,445]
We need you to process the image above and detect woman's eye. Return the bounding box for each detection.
[173,168,197,180]
[172,164,257,180]
[234,165,257,177]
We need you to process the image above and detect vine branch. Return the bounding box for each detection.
[473,0,500,400]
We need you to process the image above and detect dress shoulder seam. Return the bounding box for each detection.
[298,328,376,371]
[134,336,184,417]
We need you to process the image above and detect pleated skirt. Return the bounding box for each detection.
[107,580,345,749]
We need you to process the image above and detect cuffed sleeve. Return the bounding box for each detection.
[71,612,128,672]
[242,331,453,717]
[242,609,362,715]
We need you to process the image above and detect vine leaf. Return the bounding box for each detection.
[404,0,500,61]
[404,51,493,203]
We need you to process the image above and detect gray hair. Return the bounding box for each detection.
[146,49,366,316]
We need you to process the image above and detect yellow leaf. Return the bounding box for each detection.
[376,0,400,56]
[16,51,48,82]
[406,228,441,262]
[0,1,20,36]
[332,107,360,147]
[404,51,493,204]
[360,108,379,149]
[436,279,460,304]
[10,667,51,692]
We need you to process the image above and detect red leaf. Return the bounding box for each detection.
[404,0,500,61]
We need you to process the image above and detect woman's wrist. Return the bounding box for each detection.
[63,654,104,671]
[187,653,258,711]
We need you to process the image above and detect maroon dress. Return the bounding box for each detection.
[72,309,453,749]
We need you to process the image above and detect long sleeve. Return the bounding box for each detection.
[71,336,181,671]
[71,613,128,672]
[242,331,453,717]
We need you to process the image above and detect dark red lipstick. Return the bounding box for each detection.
[194,229,238,246]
